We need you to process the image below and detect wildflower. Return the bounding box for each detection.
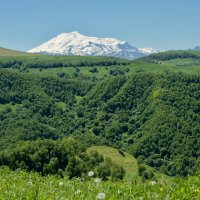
[151,180,157,185]
[49,180,53,187]
[94,178,101,183]
[117,189,121,194]
[139,197,143,200]
[27,180,33,187]
[88,171,94,177]
[97,192,105,199]
[59,181,64,186]
[75,189,81,195]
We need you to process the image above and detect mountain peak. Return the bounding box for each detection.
[59,31,82,36]
[55,31,84,40]
[28,32,159,59]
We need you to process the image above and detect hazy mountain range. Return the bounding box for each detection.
[193,46,200,51]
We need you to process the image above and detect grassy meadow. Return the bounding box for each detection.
[0,167,199,200]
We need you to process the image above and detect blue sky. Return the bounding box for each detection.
[0,0,200,51]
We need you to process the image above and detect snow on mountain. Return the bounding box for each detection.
[138,48,160,55]
[28,32,159,60]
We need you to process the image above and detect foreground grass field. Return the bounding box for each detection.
[0,167,199,200]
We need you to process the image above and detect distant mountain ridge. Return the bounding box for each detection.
[193,46,200,51]
[28,32,159,60]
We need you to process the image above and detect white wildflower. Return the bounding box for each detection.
[27,180,33,187]
[97,192,105,199]
[117,189,121,194]
[59,181,64,186]
[88,171,94,177]
[75,189,81,195]
[151,180,157,185]
[94,178,101,183]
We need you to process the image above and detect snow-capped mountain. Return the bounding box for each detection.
[138,48,160,55]
[28,32,159,60]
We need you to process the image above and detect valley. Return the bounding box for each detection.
[0,48,200,199]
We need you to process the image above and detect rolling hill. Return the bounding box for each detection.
[0,48,199,179]
[87,146,169,183]
[138,50,200,63]
[0,47,129,69]
[0,47,30,56]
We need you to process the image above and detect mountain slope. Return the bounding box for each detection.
[0,68,199,177]
[137,50,200,68]
[0,47,30,56]
[28,32,159,60]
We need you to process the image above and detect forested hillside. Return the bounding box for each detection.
[0,47,129,69]
[0,52,200,178]
[138,50,200,67]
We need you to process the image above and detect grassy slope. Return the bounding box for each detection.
[0,47,30,56]
[0,167,199,200]
[25,62,200,77]
[0,103,20,112]
[136,50,200,72]
[4,61,200,81]
[0,47,126,64]
[87,146,169,183]
[87,146,138,182]
[138,50,200,61]
[1,48,200,76]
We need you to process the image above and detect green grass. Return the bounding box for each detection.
[87,146,170,183]
[0,47,30,56]
[0,47,127,68]
[1,48,200,78]
[87,146,139,182]
[3,61,200,82]
[0,167,199,199]
[128,61,200,74]
[136,50,200,73]
[29,67,107,78]
[0,103,19,112]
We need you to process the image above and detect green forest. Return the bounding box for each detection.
[0,49,200,198]
[0,49,199,180]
